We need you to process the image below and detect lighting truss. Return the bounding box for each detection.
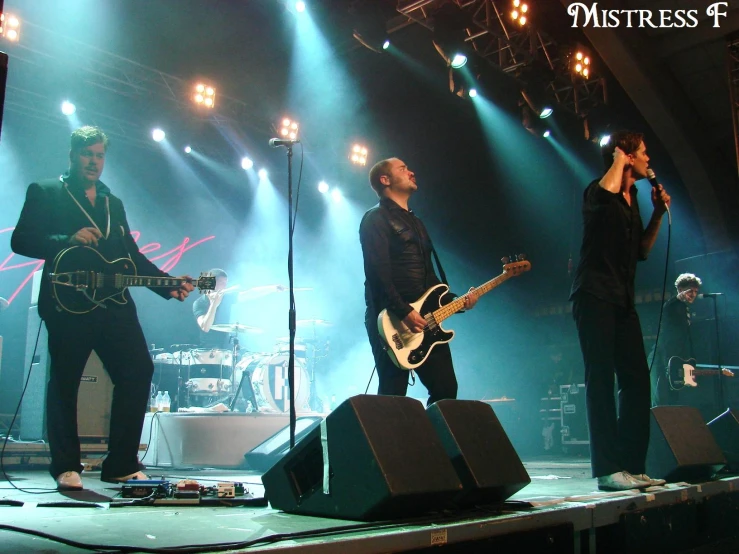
[727,36,739,176]
[392,0,606,116]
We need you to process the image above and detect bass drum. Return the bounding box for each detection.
[234,353,310,413]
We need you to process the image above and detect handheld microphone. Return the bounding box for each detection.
[698,293,723,298]
[646,168,659,188]
[269,138,300,147]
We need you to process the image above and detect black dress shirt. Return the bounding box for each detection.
[359,197,443,321]
[570,179,647,308]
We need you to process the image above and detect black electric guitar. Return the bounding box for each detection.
[49,246,216,314]
[377,256,531,370]
[667,356,734,390]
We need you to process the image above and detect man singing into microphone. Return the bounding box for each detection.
[648,273,702,407]
[570,131,671,491]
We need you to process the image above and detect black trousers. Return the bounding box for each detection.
[44,306,154,479]
[365,318,458,406]
[572,292,651,478]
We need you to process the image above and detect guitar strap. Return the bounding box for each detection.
[63,181,111,240]
[430,246,449,286]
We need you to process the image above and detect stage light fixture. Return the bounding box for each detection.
[193,82,216,109]
[543,129,551,138]
[241,157,254,170]
[184,146,192,154]
[350,144,368,166]
[351,1,392,54]
[521,90,554,119]
[330,188,342,202]
[295,1,306,12]
[572,50,592,79]
[318,181,329,194]
[0,13,20,42]
[599,135,611,147]
[61,101,76,115]
[469,88,478,98]
[432,2,471,70]
[280,117,299,140]
[258,168,268,180]
[152,128,166,142]
[511,0,529,26]
[382,40,390,50]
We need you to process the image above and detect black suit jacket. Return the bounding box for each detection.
[11,176,173,320]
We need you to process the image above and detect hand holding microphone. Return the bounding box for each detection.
[647,168,671,214]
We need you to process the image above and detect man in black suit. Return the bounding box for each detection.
[11,126,194,490]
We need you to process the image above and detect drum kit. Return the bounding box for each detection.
[150,318,332,413]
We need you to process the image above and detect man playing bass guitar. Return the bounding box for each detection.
[11,126,194,490]
[359,158,477,405]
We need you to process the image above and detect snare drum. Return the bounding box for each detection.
[191,348,232,366]
[186,377,232,395]
[233,353,310,413]
[154,352,175,364]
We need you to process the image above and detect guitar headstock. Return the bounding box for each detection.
[501,254,531,276]
[195,273,217,292]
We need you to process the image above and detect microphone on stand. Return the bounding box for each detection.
[698,293,724,298]
[269,138,300,147]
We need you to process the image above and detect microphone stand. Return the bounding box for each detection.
[282,145,297,448]
[706,296,726,412]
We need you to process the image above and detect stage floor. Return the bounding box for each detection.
[1,455,738,553]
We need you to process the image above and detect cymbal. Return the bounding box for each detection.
[210,323,262,333]
[296,318,332,327]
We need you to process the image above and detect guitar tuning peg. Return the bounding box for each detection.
[501,256,510,264]
[518,253,526,261]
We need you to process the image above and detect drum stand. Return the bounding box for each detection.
[228,333,259,412]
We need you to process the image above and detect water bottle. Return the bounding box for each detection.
[154,391,164,412]
[161,391,171,413]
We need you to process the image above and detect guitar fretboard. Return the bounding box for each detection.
[431,272,512,324]
[99,275,189,289]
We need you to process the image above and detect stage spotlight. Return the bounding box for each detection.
[432,2,471,70]
[350,144,369,166]
[521,90,554,119]
[280,117,299,140]
[382,39,390,50]
[318,181,329,194]
[469,88,478,98]
[193,82,216,109]
[511,0,529,26]
[152,128,166,142]
[61,101,76,115]
[330,188,342,202]
[0,13,21,42]
[572,49,592,79]
[258,168,268,180]
[295,1,306,12]
[543,129,551,138]
[184,145,192,154]
[599,135,611,147]
[241,157,254,170]
[351,1,392,54]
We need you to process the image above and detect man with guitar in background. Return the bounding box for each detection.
[359,158,477,405]
[648,273,701,407]
[11,126,194,491]
[570,131,671,491]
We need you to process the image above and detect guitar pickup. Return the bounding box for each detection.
[391,333,403,350]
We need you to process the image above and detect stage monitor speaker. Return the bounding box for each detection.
[78,350,112,439]
[707,408,739,467]
[426,399,531,506]
[243,416,323,472]
[646,406,726,482]
[262,394,463,521]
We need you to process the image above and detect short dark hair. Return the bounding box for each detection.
[209,268,228,279]
[368,159,395,196]
[70,126,109,153]
[601,130,644,170]
[675,273,702,290]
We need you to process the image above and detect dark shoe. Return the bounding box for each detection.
[56,471,83,491]
[597,471,650,491]
[632,473,666,486]
[101,470,149,484]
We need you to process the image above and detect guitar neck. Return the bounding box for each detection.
[117,275,188,289]
[693,369,721,376]
[432,272,511,323]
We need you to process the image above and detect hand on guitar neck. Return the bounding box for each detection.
[403,288,478,333]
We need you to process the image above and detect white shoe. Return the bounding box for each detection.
[597,471,650,491]
[632,473,666,486]
[56,471,83,491]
